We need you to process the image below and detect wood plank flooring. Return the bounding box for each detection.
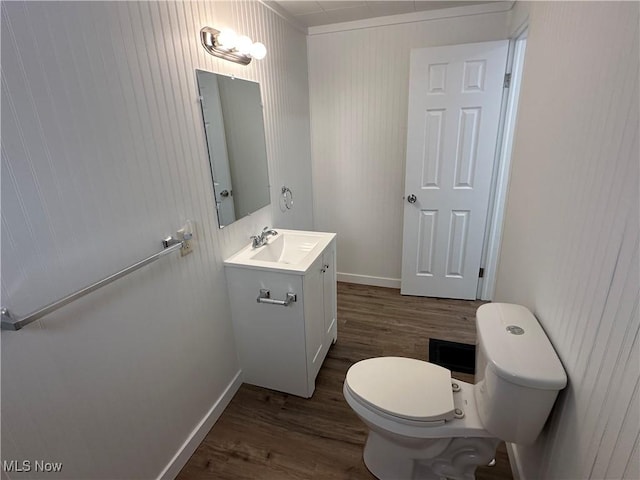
[177,283,514,480]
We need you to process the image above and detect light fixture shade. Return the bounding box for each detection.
[251,42,267,60]
[217,28,237,50]
[236,35,253,55]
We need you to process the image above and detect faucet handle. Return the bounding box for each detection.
[262,226,270,232]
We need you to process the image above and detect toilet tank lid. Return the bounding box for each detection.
[476,303,567,390]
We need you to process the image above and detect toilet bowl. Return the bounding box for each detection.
[343,303,567,480]
[344,357,499,480]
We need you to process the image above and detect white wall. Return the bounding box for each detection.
[307,5,511,287]
[0,1,312,478]
[495,2,639,479]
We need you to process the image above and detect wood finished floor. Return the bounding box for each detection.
[177,283,514,480]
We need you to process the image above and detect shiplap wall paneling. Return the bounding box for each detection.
[307,8,511,287]
[495,2,639,479]
[1,1,312,478]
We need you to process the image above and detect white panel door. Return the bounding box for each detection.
[401,41,508,299]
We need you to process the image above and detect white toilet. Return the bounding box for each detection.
[343,303,567,480]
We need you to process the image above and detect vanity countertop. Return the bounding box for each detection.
[224,229,336,275]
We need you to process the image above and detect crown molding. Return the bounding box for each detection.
[259,0,308,34]
[307,1,515,36]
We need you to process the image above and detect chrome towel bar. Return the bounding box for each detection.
[1,237,186,331]
[257,289,297,307]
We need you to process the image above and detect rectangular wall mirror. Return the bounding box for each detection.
[196,70,270,228]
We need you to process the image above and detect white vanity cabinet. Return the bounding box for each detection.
[224,231,337,398]
[303,247,337,386]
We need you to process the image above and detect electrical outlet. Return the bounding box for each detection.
[177,227,194,257]
[180,239,193,256]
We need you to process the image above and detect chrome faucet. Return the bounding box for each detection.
[251,226,278,248]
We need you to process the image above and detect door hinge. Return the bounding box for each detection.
[479,267,485,278]
[503,73,512,88]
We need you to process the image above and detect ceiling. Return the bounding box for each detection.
[269,1,492,28]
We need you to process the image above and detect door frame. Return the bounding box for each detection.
[477,24,529,300]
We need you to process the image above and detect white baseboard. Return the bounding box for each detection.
[506,443,524,480]
[337,272,401,289]
[157,370,243,480]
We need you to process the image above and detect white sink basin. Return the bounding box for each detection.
[250,233,320,264]
[225,229,336,274]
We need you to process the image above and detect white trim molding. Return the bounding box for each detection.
[506,443,525,480]
[338,272,401,289]
[479,27,528,300]
[308,1,515,36]
[158,371,243,480]
[260,0,308,34]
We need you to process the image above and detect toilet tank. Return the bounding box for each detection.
[474,303,567,445]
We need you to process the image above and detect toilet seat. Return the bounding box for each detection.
[345,357,455,424]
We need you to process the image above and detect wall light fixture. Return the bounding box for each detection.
[200,27,267,66]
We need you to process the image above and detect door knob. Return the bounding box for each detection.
[220,189,230,198]
[407,194,417,204]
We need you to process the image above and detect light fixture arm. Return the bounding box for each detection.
[200,27,252,65]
